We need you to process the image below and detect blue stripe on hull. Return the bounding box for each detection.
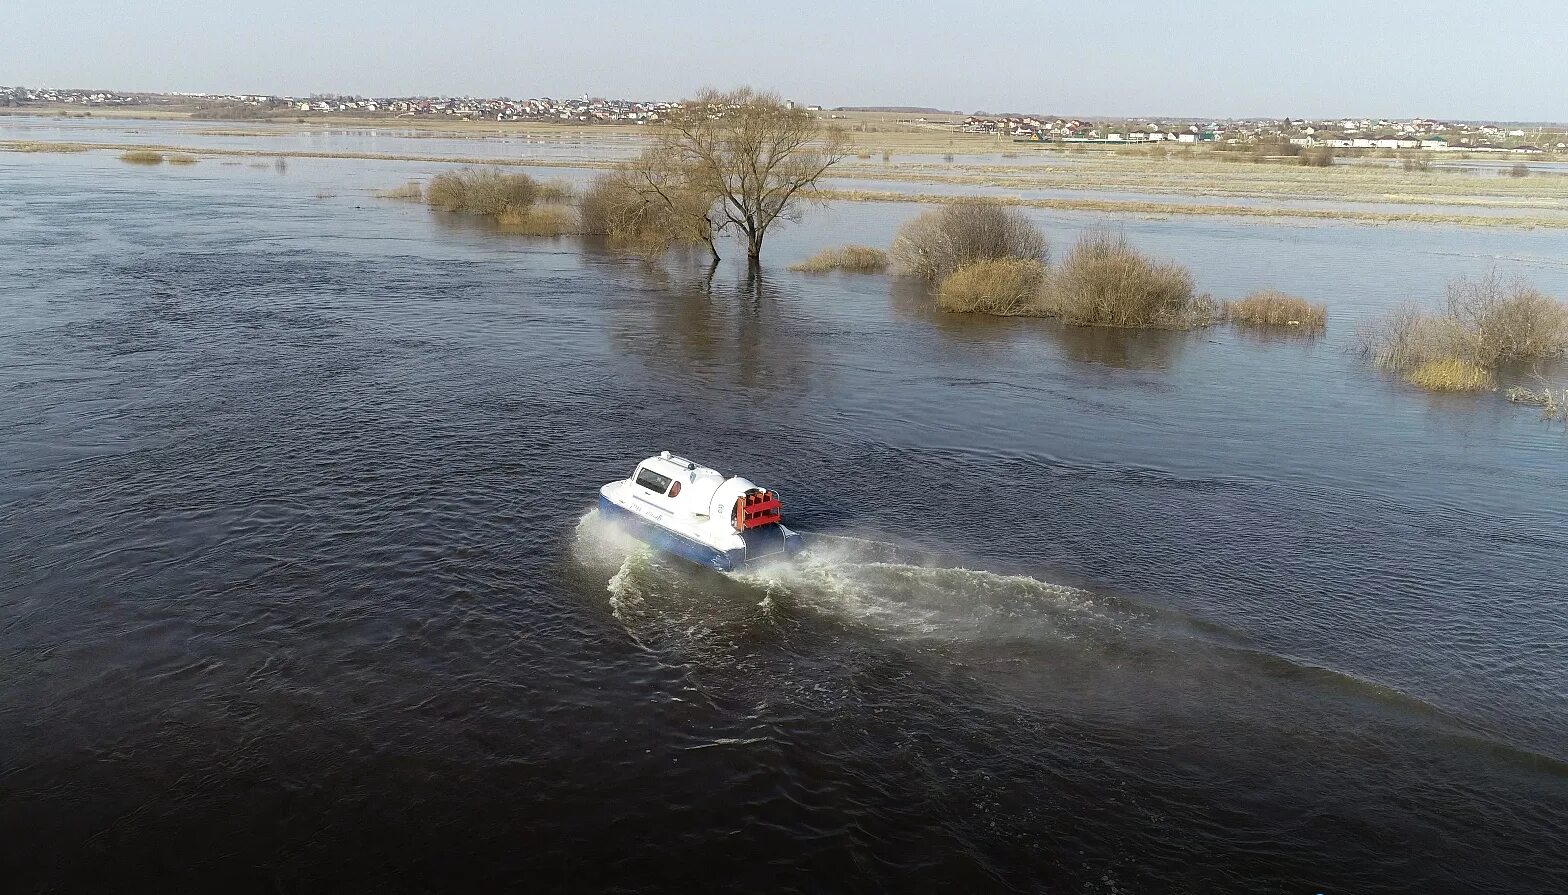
[597,495,743,571]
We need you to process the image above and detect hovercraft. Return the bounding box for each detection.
[597,452,805,571]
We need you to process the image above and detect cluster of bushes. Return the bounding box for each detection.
[402,167,578,236]
[426,167,540,216]
[1354,272,1568,391]
[889,202,1219,328]
[380,161,724,248]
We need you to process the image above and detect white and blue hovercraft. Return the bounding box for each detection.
[598,452,805,571]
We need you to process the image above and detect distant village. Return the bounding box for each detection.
[957,115,1564,153]
[0,85,675,124]
[2,85,1561,153]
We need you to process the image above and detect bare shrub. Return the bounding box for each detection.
[426,167,538,216]
[1507,163,1530,178]
[495,205,577,236]
[119,150,164,164]
[375,181,423,201]
[1507,387,1568,421]
[1227,290,1327,330]
[890,201,1048,283]
[790,245,889,274]
[1446,272,1568,364]
[1404,359,1495,392]
[1353,304,1479,372]
[1042,232,1210,328]
[936,258,1047,314]
[579,162,716,258]
[1401,153,1432,172]
[1298,146,1335,167]
[165,153,198,165]
[534,179,576,204]
[1253,140,1300,161]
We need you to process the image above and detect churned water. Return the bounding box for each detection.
[2,139,1567,893]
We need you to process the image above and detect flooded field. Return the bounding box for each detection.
[3,125,1567,892]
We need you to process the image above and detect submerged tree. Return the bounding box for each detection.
[595,86,846,269]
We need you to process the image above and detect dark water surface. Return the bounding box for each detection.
[3,150,1568,893]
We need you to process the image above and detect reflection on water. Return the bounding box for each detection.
[1044,323,1194,370]
[608,260,826,398]
[888,274,1192,370]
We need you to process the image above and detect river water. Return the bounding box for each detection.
[3,140,1568,893]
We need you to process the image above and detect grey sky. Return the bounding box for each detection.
[5,0,1564,120]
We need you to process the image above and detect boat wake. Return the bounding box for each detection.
[569,510,1568,777]
[570,510,1108,645]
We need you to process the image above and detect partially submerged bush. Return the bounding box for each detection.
[1405,359,1495,392]
[1227,290,1327,330]
[1354,274,1568,391]
[1506,387,1568,421]
[495,205,578,236]
[1354,303,1478,371]
[376,181,423,201]
[1445,272,1568,365]
[891,201,1048,283]
[119,150,164,164]
[426,167,538,216]
[166,153,198,165]
[1042,232,1210,328]
[937,259,1047,315]
[579,163,716,257]
[790,245,889,274]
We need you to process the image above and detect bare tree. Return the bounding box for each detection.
[657,87,850,268]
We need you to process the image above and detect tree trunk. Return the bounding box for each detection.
[746,228,763,269]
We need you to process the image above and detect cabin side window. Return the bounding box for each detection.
[635,467,673,495]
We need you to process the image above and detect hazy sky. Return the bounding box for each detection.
[5,0,1565,120]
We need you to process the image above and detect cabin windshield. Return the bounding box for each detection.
[635,466,674,495]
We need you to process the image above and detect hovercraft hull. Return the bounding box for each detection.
[597,494,802,572]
